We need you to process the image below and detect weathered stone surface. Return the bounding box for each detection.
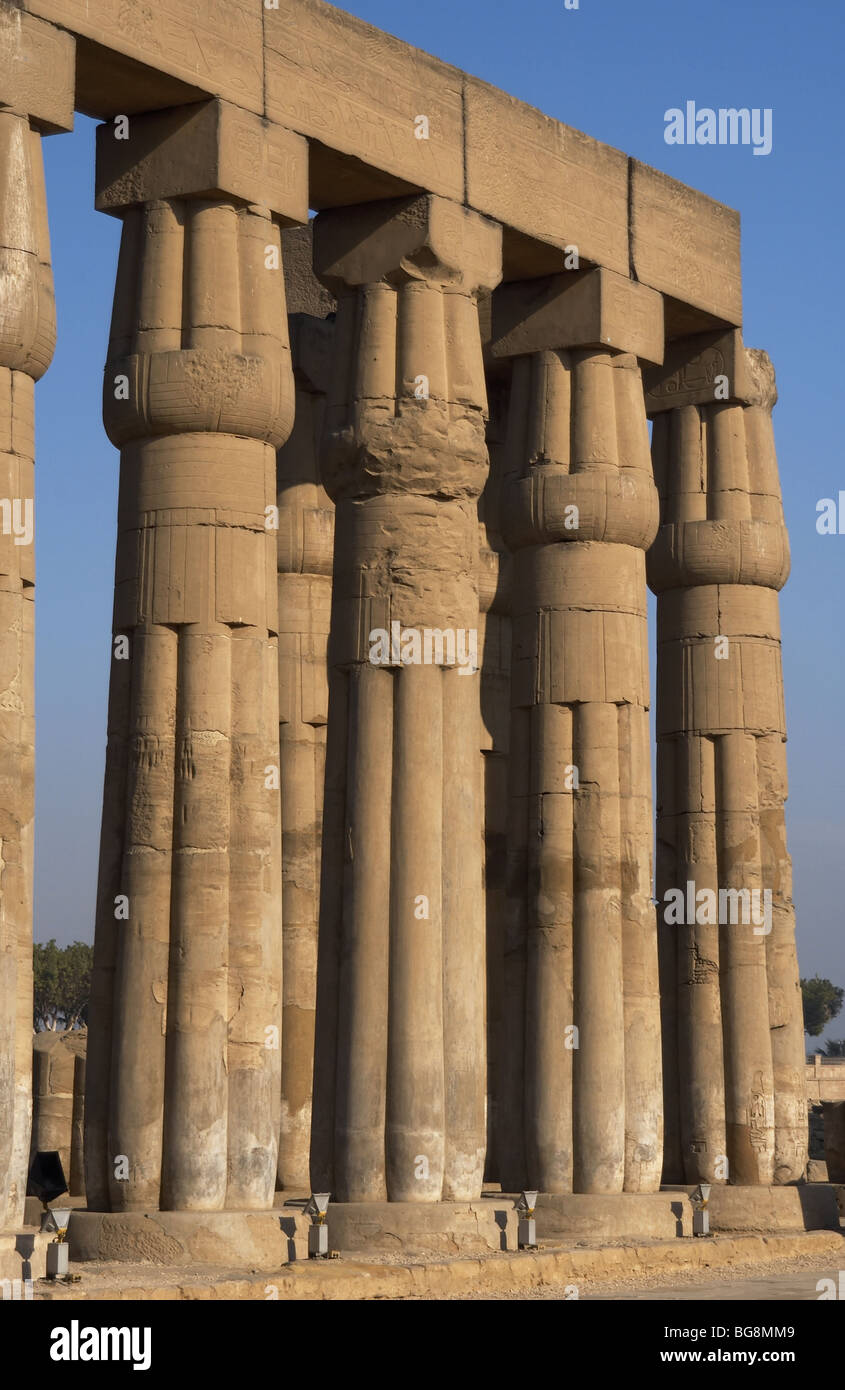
[265,0,464,205]
[630,160,742,330]
[680,1183,839,1233]
[466,79,629,278]
[27,0,264,116]
[32,1230,845,1301]
[30,1029,87,1197]
[68,1209,309,1267]
[23,0,742,325]
[645,329,750,414]
[0,105,56,1233]
[325,1201,517,1256]
[0,6,75,133]
[95,100,308,223]
[651,348,806,1190]
[537,1192,692,1240]
[491,269,664,366]
[1,0,811,1241]
[494,323,662,1196]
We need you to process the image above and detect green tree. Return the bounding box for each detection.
[800,975,844,1038]
[824,1038,845,1058]
[33,939,93,1032]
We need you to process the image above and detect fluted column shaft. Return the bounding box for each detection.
[310,194,502,1202]
[647,336,806,1186]
[491,271,665,1194]
[85,107,307,1211]
[0,10,73,1228]
[477,377,512,1185]
[275,296,335,1190]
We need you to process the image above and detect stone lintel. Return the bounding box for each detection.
[466,76,630,279]
[490,268,664,364]
[643,329,772,414]
[313,193,502,294]
[630,159,742,328]
[0,8,75,134]
[95,99,308,223]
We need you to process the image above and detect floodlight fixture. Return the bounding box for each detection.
[28,1151,68,1208]
[305,1193,332,1258]
[690,1183,712,1238]
[516,1191,539,1250]
[304,1192,330,1224]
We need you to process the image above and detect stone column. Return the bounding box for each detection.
[490,270,665,1194]
[310,194,501,1202]
[276,227,335,1190]
[30,1030,87,1196]
[84,101,307,1212]
[0,10,74,1231]
[646,331,806,1185]
[477,367,512,1185]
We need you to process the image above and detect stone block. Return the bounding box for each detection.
[265,0,464,205]
[465,77,629,278]
[95,99,308,222]
[314,193,502,294]
[30,1029,87,1197]
[668,1183,841,1233]
[806,1159,829,1183]
[491,268,664,364]
[283,224,336,319]
[68,1209,310,1267]
[536,1192,693,1240]
[630,159,742,329]
[645,329,755,413]
[323,1200,516,1256]
[27,0,263,116]
[0,7,74,133]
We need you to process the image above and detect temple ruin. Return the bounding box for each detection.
[0,0,810,1256]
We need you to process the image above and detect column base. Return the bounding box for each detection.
[68,1209,310,1269]
[536,1192,693,1241]
[319,1200,517,1256]
[662,1184,841,1232]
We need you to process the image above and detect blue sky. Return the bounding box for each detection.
[35,0,844,1043]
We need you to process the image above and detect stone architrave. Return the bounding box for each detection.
[489,268,665,1194]
[0,9,73,1232]
[646,335,807,1186]
[84,100,307,1212]
[310,193,502,1203]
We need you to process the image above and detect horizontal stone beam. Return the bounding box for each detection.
[0,5,74,132]
[22,0,742,327]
